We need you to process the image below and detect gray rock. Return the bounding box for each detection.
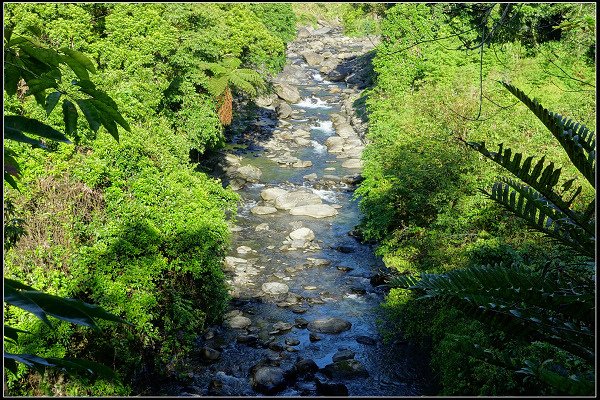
[309,332,322,342]
[226,315,252,329]
[307,317,351,334]
[277,102,293,119]
[303,173,318,181]
[262,282,289,295]
[274,83,301,104]
[275,191,322,210]
[323,359,369,379]
[289,227,315,241]
[272,321,293,332]
[332,349,355,362]
[315,379,348,396]
[289,204,338,218]
[301,51,324,66]
[297,27,312,38]
[236,165,262,182]
[342,158,363,169]
[261,187,288,202]
[200,347,221,362]
[251,206,278,215]
[251,366,287,394]
[295,359,319,376]
[255,223,270,231]
[285,338,300,346]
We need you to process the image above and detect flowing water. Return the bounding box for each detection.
[164,26,434,397]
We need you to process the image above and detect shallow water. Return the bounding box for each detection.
[162,29,434,397]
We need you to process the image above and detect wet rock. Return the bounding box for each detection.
[301,51,324,66]
[275,191,322,210]
[268,342,285,351]
[336,266,353,272]
[332,349,355,362]
[297,27,312,39]
[342,174,364,185]
[274,83,301,104]
[255,223,270,231]
[277,102,293,119]
[262,282,289,295]
[200,347,221,362]
[255,94,276,108]
[289,227,315,242]
[323,359,369,379]
[303,173,318,181]
[237,334,259,345]
[285,338,300,346]
[251,206,278,215]
[294,318,309,328]
[226,315,252,329]
[335,245,355,253]
[291,306,308,314]
[307,258,331,267]
[294,359,319,377]
[307,317,351,334]
[341,158,363,169]
[207,379,223,395]
[355,335,377,345]
[235,165,262,183]
[237,245,253,254]
[370,273,389,287]
[272,321,293,332]
[315,379,348,396]
[260,187,287,202]
[250,366,287,394]
[289,204,338,218]
[294,137,312,146]
[292,160,313,168]
[309,332,322,342]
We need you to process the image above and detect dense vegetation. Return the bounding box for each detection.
[348,3,596,396]
[3,3,295,395]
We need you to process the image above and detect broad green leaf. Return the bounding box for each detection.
[45,91,61,115]
[4,62,20,96]
[61,48,96,74]
[76,99,102,133]
[4,278,36,291]
[4,325,30,342]
[46,357,117,379]
[90,99,130,132]
[19,43,61,67]
[61,54,90,81]
[4,352,55,373]
[78,86,119,111]
[5,116,71,143]
[4,172,19,190]
[18,291,99,329]
[62,99,78,138]
[26,76,57,95]
[74,79,96,90]
[4,284,53,327]
[94,105,119,141]
[4,126,46,148]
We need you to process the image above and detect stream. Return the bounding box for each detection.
[163,25,434,397]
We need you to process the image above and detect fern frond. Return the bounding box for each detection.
[228,74,257,96]
[484,179,595,258]
[501,82,595,188]
[205,75,230,98]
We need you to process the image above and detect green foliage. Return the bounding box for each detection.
[359,3,595,396]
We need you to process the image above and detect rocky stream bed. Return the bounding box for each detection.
[162,24,434,397]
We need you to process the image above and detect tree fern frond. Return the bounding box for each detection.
[501,82,595,188]
[228,74,257,96]
[205,75,230,98]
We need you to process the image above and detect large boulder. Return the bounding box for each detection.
[225,315,252,329]
[322,360,369,379]
[277,102,293,119]
[251,206,278,215]
[307,317,351,333]
[235,165,262,183]
[262,282,289,295]
[289,227,315,242]
[274,191,322,210]
[301,51,324,66]
[251,366,287,394]
[274,83,301,104]
[289,204,338,218]
[261,187,288,202]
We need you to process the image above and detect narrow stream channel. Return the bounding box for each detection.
[164,26,434,397]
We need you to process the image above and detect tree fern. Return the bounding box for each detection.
[197,57,265,125]
[390,83,596,395]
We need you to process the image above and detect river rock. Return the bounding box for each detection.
[315,379,348,396]
[289,227,315,241]
[307,317,351,334]
[289,204,338,218]
[301,51,324,66]
[277,102,293,119]
[237,245,253,254]
[272,321,293,332]
[251,366,287,394]
[236,165,262,182]
[332,349,355,362]
[294,359,319,376]
[251,206,278,215]
[309,332,322,342]
[355,335,377,345]
[255,94,276,107]
[200,347,221,362]
[323,359,369,379]
[342,158,363,169]
[262,282,289,295]
[226,315,252,329]
[303,173,318,181]
[275,83,301,104]
[275,191,322,210]
[292,160,313,168]
[261,187,288,202]
[297,27,312,39]
[285,338,300,346]
[255,223,270,231]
